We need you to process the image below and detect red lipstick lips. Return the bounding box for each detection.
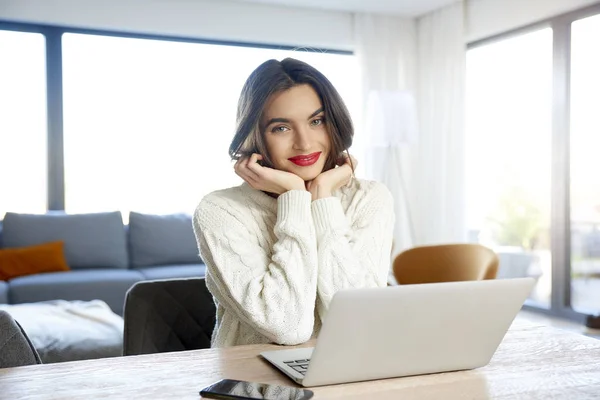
[288,152,321,167]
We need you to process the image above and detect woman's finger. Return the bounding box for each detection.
[234,163,247,179]
[243,155,252,169]
[346,155,358,170]
[243,172,258,187]
[246,153,264,176]
[234,157,249,176]
[236,165,258,185]
[241,154,261,181]
[336,153,348,166]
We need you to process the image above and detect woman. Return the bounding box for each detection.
[193,57,394,348]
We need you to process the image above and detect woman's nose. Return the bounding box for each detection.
[293,127,312,151]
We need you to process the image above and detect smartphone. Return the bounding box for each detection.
[199,378,314,400]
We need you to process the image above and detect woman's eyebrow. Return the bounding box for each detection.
[264,107,324,127]
[308,107,324,119]
[265,117,289,126]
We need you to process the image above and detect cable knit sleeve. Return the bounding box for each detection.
[311,181,394,320]
[193,190,318,345]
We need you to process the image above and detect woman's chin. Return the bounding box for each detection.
[291,166,322,182]
[280,161,325,182]
[300,175,320,182]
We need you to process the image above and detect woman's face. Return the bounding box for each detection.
[261,84,331,182]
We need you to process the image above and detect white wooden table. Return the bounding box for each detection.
[1,320,600,399]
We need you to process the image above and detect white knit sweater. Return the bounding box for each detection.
[193,178,394,348]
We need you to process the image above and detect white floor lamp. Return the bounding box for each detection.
[365,89,418,257]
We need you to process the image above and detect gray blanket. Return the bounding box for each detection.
[0,300,123,363]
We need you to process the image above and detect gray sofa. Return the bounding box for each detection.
[0,211,206,315]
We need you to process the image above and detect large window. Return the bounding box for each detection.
[61,33,359,217]
[0,22,358,221]
[570,13,600,314]
[0,30,47,216]
[467,5,600,323]
[466,28,553,307]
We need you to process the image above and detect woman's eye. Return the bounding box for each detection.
[272,126,289,133]
[311,118,324,126]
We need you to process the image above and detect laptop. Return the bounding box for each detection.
[260,277,535,387]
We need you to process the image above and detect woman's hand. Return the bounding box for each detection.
[235,154,306,195]
[306,154,357,201]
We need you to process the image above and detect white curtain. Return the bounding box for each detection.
[354,14,417,260]
[414,1,467,245]
[354,1,467,261]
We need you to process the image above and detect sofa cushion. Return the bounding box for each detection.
[0,241,70,281]
[2,212,128,269]
[0,281,8,304]
[135,264,207,281]
[8,269,145,315]
[128,212,201,268]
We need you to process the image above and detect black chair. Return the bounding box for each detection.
[0,310,42,368]
[122,278,216,356]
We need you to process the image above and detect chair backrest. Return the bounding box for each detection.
[122,278,216,356]
[393,243,499,285]
[0,310,42,368]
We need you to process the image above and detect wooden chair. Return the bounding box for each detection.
[393,244,499,285]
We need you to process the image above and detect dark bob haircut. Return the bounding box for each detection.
[229,57,354,172]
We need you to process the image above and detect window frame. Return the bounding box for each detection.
[467,3,600,327]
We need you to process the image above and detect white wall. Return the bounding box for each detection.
[466,0,600,42]
[0,0,354,50]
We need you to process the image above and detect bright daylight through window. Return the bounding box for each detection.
[0,30,47,217]
[569,13,600,314]
[61,34,360,219]
[466,28,553,307]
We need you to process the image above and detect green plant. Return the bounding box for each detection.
[486,186,544,250]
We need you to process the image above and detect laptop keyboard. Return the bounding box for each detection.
[283,359,311,375]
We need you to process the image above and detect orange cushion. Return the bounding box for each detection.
[0,241,70,281]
